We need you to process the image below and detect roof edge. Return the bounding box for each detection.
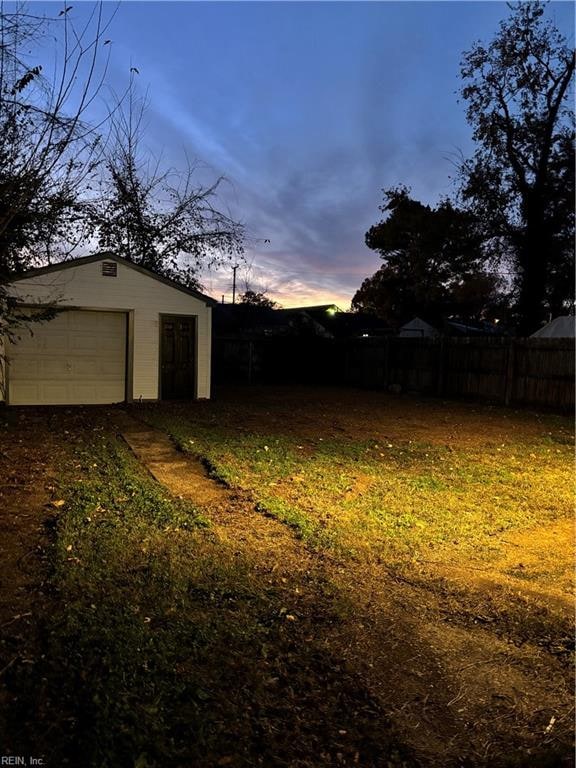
[7,253,218,307]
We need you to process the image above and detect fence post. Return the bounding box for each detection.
[384,336,390,388]
[504,338,516,406]
[247,341,253,385]
[342,340,348,385]
[437,336,445,396]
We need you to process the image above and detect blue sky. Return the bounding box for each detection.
[32,1,575,307]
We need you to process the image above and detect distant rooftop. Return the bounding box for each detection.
[280,304,342,314]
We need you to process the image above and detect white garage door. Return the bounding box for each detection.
[8,310,127,405]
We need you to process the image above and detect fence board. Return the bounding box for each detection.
[213,336,574,410]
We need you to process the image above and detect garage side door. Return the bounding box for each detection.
[8,310,127,405]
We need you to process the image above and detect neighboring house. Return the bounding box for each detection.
[282,304,342,322]
[399,316,504,338]
[275,308,335,338]
[325,312,391,338]
[444,318,506,336]
[1,253,216,405]
[398,317,439,338]
[213,303,390,340]
[530,316,575,338]
[281,306,391,339]
[213,304,330,339]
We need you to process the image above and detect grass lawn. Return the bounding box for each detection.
[0,387,573,768]
[143,388,573,570]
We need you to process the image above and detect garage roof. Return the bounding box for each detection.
[8,253,218,307]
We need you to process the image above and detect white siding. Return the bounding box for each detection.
[4,258,213,401]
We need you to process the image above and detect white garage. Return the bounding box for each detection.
[2,254,216,405]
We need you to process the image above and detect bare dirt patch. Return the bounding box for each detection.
[202,385,572,450]
[0,410,61,751]
[428,518,574,611]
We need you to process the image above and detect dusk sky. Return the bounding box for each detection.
[35,2,574,307]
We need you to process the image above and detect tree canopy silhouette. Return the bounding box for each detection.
[352,188,504,325]
[458,1,574,333]
[0,4,113,355]
[239,290,278,309]
[0,6,245,330]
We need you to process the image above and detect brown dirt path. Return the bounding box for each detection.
[115,410,228,506]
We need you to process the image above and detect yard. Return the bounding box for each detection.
[0,387,573,767]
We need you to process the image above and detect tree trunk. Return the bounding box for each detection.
[516,232,549,336]
[516,192,552,336]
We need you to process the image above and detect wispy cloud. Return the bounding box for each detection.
[92,1,574,307]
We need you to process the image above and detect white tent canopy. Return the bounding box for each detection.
[530,316,575,338]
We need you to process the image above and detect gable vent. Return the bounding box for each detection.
[101,261,117,277]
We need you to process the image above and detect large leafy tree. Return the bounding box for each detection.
[459,2,574,334]
[352,188,504,325]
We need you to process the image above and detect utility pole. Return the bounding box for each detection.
[232,264,238,304]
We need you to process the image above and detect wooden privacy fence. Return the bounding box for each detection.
[213,336,575,410]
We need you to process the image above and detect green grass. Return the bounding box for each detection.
[143,411,573,563]
[7,427,401,767]
[12,434,283,766]
[27,436,230,766]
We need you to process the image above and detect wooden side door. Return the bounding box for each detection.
[160,315,196,399]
